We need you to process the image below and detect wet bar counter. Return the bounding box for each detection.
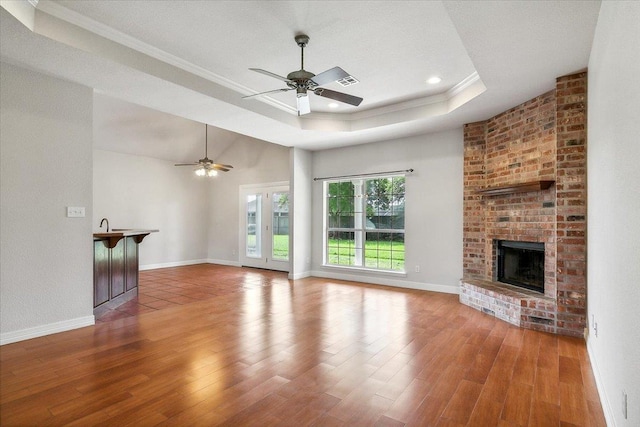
[93,229,158,316]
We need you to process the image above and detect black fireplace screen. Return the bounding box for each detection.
[497,240,545,293]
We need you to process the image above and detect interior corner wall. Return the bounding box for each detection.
[311,128,464,293]
[0,62,94,343]
[207,135,290,265]
[587,1,640,426]
[93,149,210,269]
[290,147,313,279]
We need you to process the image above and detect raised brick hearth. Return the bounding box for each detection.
[460,279,556,329]
[461,72,587,337]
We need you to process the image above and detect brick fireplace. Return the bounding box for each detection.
[460,72,587,337]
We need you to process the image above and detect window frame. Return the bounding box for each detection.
[322,174,406,273]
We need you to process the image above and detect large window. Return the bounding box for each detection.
[324,175,405,272]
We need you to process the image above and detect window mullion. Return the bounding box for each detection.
[353,179,364,267]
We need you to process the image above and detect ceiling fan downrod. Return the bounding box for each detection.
[288,35,315,98]
[295,34,309,71]
[204,125,208,159]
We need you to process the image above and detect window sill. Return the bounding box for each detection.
[321,264,407,278]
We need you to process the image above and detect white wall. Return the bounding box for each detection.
[587,2,640,426]
[290,147,313,279]
[207,133,290,264]
[93,149,210,268]
[311,129,464,293]
[0,62,94,344]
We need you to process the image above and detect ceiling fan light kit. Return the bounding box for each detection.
[244,34,363,116]
[195,167,218,177]
[174,124,233,177]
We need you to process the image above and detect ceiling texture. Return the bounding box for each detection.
[1,1,601,160]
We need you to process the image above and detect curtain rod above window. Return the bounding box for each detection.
[313,169,414,182]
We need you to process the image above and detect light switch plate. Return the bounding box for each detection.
[67,206,85,218]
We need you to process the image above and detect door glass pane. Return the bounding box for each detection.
[246,194,261,258]
[272,192,289,261]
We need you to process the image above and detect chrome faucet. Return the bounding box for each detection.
[99,218,110,232]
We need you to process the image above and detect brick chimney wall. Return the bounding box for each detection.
[461,72,587,337]
[555,73,588,335]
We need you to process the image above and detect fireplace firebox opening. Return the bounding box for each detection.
[496,240,545,293]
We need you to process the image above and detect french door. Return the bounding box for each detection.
[239,182,290,272]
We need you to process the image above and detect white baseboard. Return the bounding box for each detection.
[207,258,242,267]
[309,269,460,295]
[587,337,615,427]
[289,271,312,280]
[0,315,95,346]
[140,259,243,271]
[140,259,210,270]
[140,259,209,270]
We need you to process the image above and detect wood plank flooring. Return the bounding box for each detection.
[1,264,606,426]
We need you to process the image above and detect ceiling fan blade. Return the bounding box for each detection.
[213,163,233,169]
[249,68,293,83]
[297,95,311,116]
[174,163,199,166]
[212,165,231,172]
[243,88,293,99]
[314,88,363,106]
[310,66,350,86]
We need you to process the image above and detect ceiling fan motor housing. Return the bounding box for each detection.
[287,69,316,83]
[286,69,317,96]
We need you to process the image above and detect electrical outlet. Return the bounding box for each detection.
[622,390,628,419]
[415,265,420,273]
[592,314,598,337]
[66,206,85,218]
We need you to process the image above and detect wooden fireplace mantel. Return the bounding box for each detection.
[476,180,555,196]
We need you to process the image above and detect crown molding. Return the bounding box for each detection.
[447,71,480,99]
[1,0,38,30]
[32,0,483,128]
[353,71,483,120]
[305,71,483,124]
[35,0,296,115]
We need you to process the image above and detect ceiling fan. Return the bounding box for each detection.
[244,34,363,116]
[174,124,233,177]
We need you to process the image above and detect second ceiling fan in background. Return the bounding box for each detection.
[244,34,363,116]
[174,124,233,177]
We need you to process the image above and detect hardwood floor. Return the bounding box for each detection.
[1,264,606,426]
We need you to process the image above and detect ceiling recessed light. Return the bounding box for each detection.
[328,103,339,109]
[427,76,442,85]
